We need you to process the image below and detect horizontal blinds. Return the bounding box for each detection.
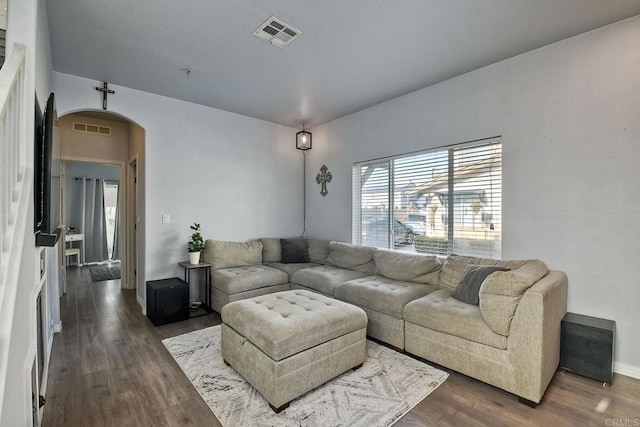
[354,162,390,249]
[353,138,501,258]
[451,142,502,258]
[393,151,449,252]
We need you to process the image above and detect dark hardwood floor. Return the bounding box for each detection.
[43,266,640,426]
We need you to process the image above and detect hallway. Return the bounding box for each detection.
[42,267,221,426]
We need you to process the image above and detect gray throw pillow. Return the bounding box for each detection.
[280,238,310,263]
[452,265,510,305]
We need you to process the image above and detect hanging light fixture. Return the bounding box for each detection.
[296,123,312,150]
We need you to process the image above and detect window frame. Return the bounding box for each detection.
[352,137,502,258]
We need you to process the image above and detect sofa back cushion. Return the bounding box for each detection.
[326,242,376,274]
[479,259,549,336]
[203,239,263,270]
[259,238,281,263]
[439,255,523,292]
[306,238,331,264]
[373,250,441,284]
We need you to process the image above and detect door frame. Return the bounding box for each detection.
[60,156,129,288]
[127,156,140,299]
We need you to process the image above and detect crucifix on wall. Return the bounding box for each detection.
[316,164,332,197]
[95,82,115,110]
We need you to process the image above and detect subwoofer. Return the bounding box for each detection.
[146,278,189,326]
[560,312,615,384]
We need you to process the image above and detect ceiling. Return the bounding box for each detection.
[46,0,640,128]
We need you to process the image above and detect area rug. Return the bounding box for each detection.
[162,325,448,427]
[89,266,121,282]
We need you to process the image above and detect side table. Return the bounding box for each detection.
[178,261,213,318]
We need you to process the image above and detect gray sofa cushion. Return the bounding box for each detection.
[204,239,263,270]
[291,265,368,296]
[326,242,377,274]
[452,265,510,306]
[335,275,436,319]
[373,250,441,284]
[267,262,320,281]
[212,265,288,294]
[306,238,331,264]
[403,290,507,350]
[259,238,281,263]
[280,238,310,263]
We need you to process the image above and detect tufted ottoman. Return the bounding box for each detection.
[221,290,367,412]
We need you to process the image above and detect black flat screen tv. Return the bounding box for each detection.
[34,93,62,247]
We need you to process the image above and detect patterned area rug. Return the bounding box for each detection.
[163,325,448,427]
[89,266,121,282]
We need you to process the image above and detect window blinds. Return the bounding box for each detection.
[353,138,501,258]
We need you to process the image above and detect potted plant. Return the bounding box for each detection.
[187,222,204,264]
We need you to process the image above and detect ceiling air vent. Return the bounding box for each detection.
[72,122,112,136]
[252,16,302,48]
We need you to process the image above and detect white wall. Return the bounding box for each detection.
[306,16,640,375]
[53,72,304,304]
[1,0,54,425]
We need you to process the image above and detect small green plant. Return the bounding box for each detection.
[187,223,205,252]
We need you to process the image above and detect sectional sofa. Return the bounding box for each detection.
[202,237,567,404]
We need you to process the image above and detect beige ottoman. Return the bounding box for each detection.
[221,290,367,412]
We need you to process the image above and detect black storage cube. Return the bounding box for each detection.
[560,312,615,384]
[146,278,189,326]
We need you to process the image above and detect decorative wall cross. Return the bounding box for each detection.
[316,164,332,197]
[95,82,115,110]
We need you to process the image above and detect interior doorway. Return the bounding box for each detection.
[58,110,145,298]
[63,161,122,267]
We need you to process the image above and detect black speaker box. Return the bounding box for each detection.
[146,278,189,326]
[560,312,615,384]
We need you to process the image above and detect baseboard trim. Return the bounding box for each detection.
[614,362,640,379]
[137,294,146,315]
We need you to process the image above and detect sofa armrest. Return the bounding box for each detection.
[506,270,568,402]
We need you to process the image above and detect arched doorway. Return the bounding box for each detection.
[58,110,145,305]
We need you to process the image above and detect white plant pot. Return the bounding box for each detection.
[188,251,200,265]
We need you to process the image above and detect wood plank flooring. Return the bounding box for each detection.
[43,266,640,426]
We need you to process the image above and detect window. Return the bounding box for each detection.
[353,138,501,258]
[103,181,119,259]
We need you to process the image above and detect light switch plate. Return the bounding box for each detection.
[162,214,170,224]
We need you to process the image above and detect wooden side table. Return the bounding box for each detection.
[178,261,212,318]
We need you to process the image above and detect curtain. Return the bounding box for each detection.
[109,181,120,260]
[73,178,109,263]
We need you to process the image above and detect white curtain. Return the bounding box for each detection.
[71,178,109,263]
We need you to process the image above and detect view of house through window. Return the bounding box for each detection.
[103,181,119,259]
[353,138,502,258]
